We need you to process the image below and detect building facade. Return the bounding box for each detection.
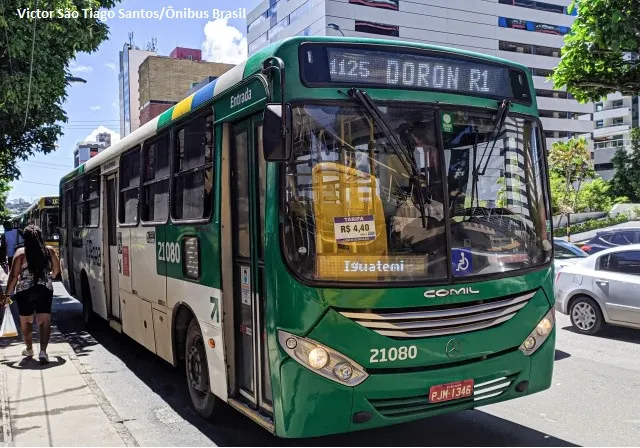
[589,94,640,180]
[119,44,157,137]
[74,142,103,168]
[138,54,235,126]
[247,0,593,150]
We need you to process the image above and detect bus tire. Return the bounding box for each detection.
[185,318,216,419]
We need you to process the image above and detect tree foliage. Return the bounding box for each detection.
[610,128,640,202]
[0,0,117,181]
[548,137,595,215]
[552,0,640,102]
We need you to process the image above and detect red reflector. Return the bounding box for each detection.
[555,272,561,284]
[581,245,592,252]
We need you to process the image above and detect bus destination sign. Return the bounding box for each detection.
[300,45,531,103]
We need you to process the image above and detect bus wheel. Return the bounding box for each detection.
[185,318,216,418]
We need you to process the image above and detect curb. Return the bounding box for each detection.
[0,361,12,447]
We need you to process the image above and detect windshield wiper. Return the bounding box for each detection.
[346,88,428,228]
[471,99,511,208]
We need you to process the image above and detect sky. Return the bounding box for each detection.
[8,0,260,203]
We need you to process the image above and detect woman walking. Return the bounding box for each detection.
[1,225,60,363]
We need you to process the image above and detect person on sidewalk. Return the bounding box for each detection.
[4,221,19,268]
[0,225,60,363]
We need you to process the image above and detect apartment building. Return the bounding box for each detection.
[246,0,593,150]
[589,95,640,180]
[119,44,157,137]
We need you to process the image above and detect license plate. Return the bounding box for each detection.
[429,379,474,403]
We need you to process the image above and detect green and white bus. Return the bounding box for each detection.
[59,36,555,438]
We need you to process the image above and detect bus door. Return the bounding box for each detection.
[63,186,75,295]
[231,116,272,411]
[105,174,121,320]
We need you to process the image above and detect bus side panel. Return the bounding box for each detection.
[130,226,166,305]
[117,228,133,293]
[85,227,108,319]
[166,279,227,401]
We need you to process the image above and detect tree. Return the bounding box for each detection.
[0,0,117,181]
[578,178,629,212]
[548,137,595,240]
[552,0,640,103]
[610,128,640,201]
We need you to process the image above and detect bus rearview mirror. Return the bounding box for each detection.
[263,103,292,162]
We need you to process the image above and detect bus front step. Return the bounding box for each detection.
[109,319,123,333]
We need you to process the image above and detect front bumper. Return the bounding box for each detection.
[274,327,556,438]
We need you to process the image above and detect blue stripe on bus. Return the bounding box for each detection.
[192,78,218,110]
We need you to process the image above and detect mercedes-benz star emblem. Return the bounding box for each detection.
[445,338,461,358]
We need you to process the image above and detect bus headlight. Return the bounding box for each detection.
[278,330,368,386]
[519,309,555,356]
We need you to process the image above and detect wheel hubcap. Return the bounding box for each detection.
[572,302,596,330]
[187,336,209,396]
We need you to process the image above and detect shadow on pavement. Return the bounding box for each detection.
[1,355,67,370]
[52,290,579,447]
[554,349,571,361]
[562,324,640,344]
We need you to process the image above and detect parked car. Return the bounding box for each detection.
[580,227,640,254]
[555,244,640,334]
[553,238,587,270]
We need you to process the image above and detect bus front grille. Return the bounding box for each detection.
[339,291,536,338]
[368,375,517,418]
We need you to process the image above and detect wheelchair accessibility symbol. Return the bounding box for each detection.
[452,248,472,276]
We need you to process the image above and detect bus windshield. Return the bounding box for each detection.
[282,103,550,283]
[42,210,60,242]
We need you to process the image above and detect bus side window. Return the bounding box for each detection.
[172,113,214,222]
[141,134,170,223]
[119,147,141,225]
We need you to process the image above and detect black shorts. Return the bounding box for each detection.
[15,285,53,316]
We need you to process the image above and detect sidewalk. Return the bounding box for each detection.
[0,272,129,446]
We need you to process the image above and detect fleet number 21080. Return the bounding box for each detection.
[370,346,418,363]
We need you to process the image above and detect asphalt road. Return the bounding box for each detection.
[50,283,640,447]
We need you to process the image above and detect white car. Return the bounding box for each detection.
[554,244,640,334]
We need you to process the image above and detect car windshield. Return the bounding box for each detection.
[554,241,587,259]
[282,103,550,283]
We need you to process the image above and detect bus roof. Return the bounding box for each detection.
[60,36,533,185]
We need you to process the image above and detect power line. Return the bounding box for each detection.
[23,163,71,171]
[13,180,59,186]
[21,160,74,168]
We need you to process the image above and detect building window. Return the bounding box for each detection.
[595,102,603,112]
[498,0,565,14]
[349,0,399,10]
[355,20,399,37]
[119,148,141,225]
[530,67,553,77]
[289,2,310,24]
[613,117,624,125]
[535,89,568,99]
[247,11,267,33]
[172,113,214,221]
[612,100,624,108]
[594,163,615,171]
[268,16,289,40]
[498,17,568,35]
[499,40,532,54]
[249,33,268,53]
[535,45,561,57]
[595,120,604,128]
[141,134,170,223]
